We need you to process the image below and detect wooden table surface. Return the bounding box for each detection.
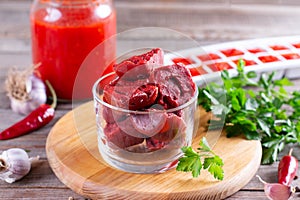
[1,0,300,199]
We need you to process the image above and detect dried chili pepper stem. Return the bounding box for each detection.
[45,80,57,109]
[0,80,57,140]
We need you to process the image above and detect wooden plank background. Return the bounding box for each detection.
[1,0,300,199]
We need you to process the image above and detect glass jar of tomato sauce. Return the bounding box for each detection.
[30,0,116,100]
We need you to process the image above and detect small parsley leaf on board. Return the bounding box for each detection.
[176,137,224,180]
[176,147,202,178]
[176,146,202,178]
[203,156,224,180]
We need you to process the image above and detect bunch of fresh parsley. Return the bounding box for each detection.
[198,60,300,165]
[176,60,300,180]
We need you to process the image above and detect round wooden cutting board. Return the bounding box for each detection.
[46,101,262,200]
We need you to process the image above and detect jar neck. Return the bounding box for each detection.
[37,0,112,7]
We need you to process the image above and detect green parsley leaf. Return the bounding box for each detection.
[177,137,224,180]
[257,118,271,137]
[176,146,202,178]
[274,78,293,86]
[203,156,224,180]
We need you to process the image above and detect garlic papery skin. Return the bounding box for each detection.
[5,67,47,115]
[0,148,35,183]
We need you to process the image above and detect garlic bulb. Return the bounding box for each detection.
[0,148,39,183]
[5,66,47,115]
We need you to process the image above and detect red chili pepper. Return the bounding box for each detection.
[0,80,57,140]
[0,104,55,140]
[278,149,298,186]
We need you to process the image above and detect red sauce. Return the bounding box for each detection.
[188,66,207,76]
[220,48,244,57]
[208,62,232,71]
[258,55,279,63]
[247,48,265,54]
[172,57,194,65]
[197,53,221,61]
[281,53,300,60]
[269,45,288,51]
[292,43,300,48]
[31,3,116,100]
[233,59,256,66]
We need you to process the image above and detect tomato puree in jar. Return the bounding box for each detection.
[31,0,116,100]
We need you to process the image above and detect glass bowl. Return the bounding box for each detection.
[92,72,198,174]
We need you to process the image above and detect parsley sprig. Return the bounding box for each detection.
[176,137,224,180]
[198,60,300,164]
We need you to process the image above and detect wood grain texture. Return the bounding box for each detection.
[46,102,262,200]
[0,188,84,200]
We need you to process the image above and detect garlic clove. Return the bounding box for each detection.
[27,75,47,109]
[25,77,33,94]
[264,183,294,200]
[9,98,33,116]
[257,175,295,200]
[0,148,39,183]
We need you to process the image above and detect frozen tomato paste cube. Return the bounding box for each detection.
[115,116,146,138]
[145,113,186,151]
[152,64,196,108]
[292,43,300,48]
[269,45,288,51]
[130,112,167,137]
[102,106,117,124]
[113,48,164,80]
[208,62,233,71]
[258,55,279,63]
[197,53,221,61]
[146,137,168,151]
[188,67,207,76]
[233,59,256,66]
[281,53,300,60]
[129,84,159,110]
[151,113,186,142]
[247,48,265,54]
[220,48,244,57]
[104,123,144,148]
[104,78,149,109]
[172,57,194,66]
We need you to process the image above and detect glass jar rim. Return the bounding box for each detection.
[92,72,199,114]
[38,0,111,7]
